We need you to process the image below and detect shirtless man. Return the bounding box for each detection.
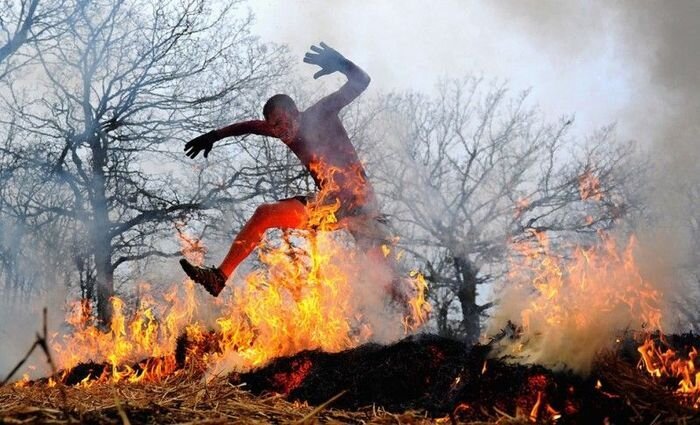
[180,42,390,297]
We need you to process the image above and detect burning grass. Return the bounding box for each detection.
[40,178,430,386]
[232,333,700,423]
[4,168,700,423]
[3,334,700,424]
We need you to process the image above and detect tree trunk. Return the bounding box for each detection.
[453,256,480,345]
[435,301,452,338]
[91,139,114,326]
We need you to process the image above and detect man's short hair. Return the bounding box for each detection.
[263,94,297,119]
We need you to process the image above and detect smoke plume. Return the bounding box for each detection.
[487,0,700,271]
[485,1,700,371]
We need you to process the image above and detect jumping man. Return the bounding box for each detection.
[180,42,390,297]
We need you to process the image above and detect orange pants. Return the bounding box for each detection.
[218,197,390,277]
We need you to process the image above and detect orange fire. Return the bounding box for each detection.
[44,168,429,385]
[491,167,700,407]
[638,338,700,407]
[50,281,200,384]
[578,167,602,201]
[490,228,664,373]
[208,167,430,374]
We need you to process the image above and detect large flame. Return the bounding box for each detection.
[489,167,665,373]
[207,164,430,375]
[46,167,429,385]
[490,167,700,407]
[489,228,664,373]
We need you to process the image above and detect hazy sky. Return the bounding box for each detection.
[249,0,640,142]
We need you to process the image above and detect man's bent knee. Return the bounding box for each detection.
[252,199,307,229]
[253,203,277,219]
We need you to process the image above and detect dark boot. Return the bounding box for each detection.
[179,259,227,297]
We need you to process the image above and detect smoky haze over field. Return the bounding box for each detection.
[488,0,700,275]
[0,0,699,379]
[252,0,699,206]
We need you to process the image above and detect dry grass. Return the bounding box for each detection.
[5,335,699,424]
[0,372,448,424]
[0,372,544,424]
[3,355,698,424]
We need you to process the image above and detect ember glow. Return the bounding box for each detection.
[44,175,429,385]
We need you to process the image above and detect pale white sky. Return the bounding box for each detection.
[248,0,640,143]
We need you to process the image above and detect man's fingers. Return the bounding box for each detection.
[305,43,338,78]
[304,53,319,62]
[313,69,330,79]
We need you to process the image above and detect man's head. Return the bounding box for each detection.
[263,94,299,140]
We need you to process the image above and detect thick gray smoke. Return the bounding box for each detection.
[487,0,700,324]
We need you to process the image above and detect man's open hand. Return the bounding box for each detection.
[303,42,347,79]
[184,130,219,159]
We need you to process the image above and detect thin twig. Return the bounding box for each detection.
[1,340,40,386]
[294,390,346,424]
[1,308,71,420]
[113,390,132,425]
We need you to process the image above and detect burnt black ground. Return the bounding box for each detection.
[234,334,469,415]
[232,333,699,423]
[231,334,606,421]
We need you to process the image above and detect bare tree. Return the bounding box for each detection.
[0,0,76,78]
[367,78,641,343]
[0,0,290,324]
[0,121,79,304]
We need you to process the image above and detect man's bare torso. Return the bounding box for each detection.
[284,84,376,217]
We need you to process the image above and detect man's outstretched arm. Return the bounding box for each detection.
[304,42,370,113]
[184,120,273,159]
